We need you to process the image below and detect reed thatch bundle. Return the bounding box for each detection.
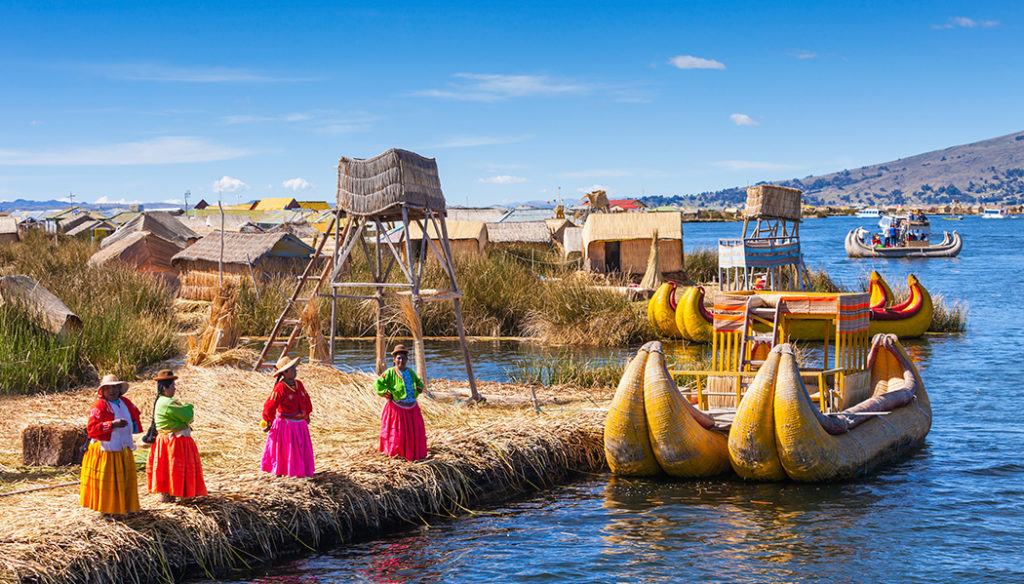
[301,296,331,364]
[0,364,606,584]
[639,228,664,291]
[186,281,240,366]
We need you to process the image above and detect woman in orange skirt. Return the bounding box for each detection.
[81,374,143,514]
[146,369,207,501]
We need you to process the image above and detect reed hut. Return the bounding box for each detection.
[400,220,487,260]
[581,211,683,274]
[544,217,576,245]
[88,231,183,290]
[65,219,117,241]
[171,232,316,300]
[101,211,199,250]
[485,221,552,251]
[0,216,19,244]
[254,197,301,211]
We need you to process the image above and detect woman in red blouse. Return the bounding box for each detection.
[260,356,315,477]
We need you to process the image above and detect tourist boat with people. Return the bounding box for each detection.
[846,212,961,258]
[856,207,883,218]
[982,208,1008,219]
[609,290,932,482]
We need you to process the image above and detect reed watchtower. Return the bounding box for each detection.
[718,185,807,291]
[331,148,480,400]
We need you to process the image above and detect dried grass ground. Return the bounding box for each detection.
[0,364,609,584]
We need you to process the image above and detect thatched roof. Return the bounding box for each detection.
[447,207,508,223]
[581,211,683,245]
[337,148,446,217]
[88,231,182,271]
[265,221,319,239]
[486,221,552,244]
[171,232,314,267]
[406,219,486,242]
[56,213,94,233]
[205,214,259,232]
[0,217,18,235]
[65,219,115,237]
[102,211,199,249]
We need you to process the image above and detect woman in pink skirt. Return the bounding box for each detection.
[375,345,427,461]
[261,356,315,477]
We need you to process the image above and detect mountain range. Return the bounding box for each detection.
[642,130,1024,208]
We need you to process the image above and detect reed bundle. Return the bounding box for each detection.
[639,228,664,291]
[301,296,331,364]
[0,364,606,584]
[186,281,240,366]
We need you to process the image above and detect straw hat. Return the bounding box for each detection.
[273,356,300,376]
[97,374,128,396]
[391,344,409,356]
[154,369,178,381]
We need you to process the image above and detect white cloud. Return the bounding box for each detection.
[477,175,527,184]
[559,169,632,179]
[668,55,726,70]
[282,177,313,191]
[713,160,800,171]
[793,52,817,59]
[220,110,377,134]
[212,176,250,194]
[577,184,611,195]
[0,136,247,166]
[413,73,591,101]
[730,113,760,126]
[30,120,43,126]
[431,134,533,148]
[94,196,143,205]
[93,63,315,83]
[933,16,998,29]
[161,199,184,205]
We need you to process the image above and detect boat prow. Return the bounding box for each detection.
[605,341,730,477]
[729,336,932,482]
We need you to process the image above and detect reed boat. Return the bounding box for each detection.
[846,227,962,258]
[604,341,731,478]
[655,273,933,342]
[729,336,931,482]
[647,281,683,338]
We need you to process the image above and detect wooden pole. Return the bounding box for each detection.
[329,212,341,362]
[218,201,225,286]
[402,207,429,389]
[437,214,480,402]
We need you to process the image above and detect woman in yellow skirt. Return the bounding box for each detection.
[80,374,143,514]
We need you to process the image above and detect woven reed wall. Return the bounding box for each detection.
[744,185,803,220]
[176,258,311,301]
[586,239,682,274]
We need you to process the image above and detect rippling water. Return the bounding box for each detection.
[204,216,1024,584]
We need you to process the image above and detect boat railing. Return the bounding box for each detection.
[669,367,853,414]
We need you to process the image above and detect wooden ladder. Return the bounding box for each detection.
[253,215,338,371]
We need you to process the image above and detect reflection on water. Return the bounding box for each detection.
[197,217,1024,584]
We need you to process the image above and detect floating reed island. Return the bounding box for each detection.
[0,364,607,584]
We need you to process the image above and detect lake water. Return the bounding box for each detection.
[203,215,1024,583]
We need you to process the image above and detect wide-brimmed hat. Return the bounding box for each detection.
[154,369,178,382]
[97,374,128,395]
[273,356,300,376]
[391,344,409,356]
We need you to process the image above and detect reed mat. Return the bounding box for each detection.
[0,364,608,584]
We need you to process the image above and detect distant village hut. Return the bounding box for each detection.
[581,211,684,274]
[485,221,552,252]
[102,211,199,250]
[560,226,583,261]
[401,220,487,260]
[88,231,183,291]
[0,217,20,245]
[171,232,316,301]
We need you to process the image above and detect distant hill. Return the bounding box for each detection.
[643,130,1024,208]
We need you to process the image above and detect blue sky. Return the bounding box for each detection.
[1,1,1021,206]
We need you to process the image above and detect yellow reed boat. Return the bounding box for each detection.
[604,341,730,478]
